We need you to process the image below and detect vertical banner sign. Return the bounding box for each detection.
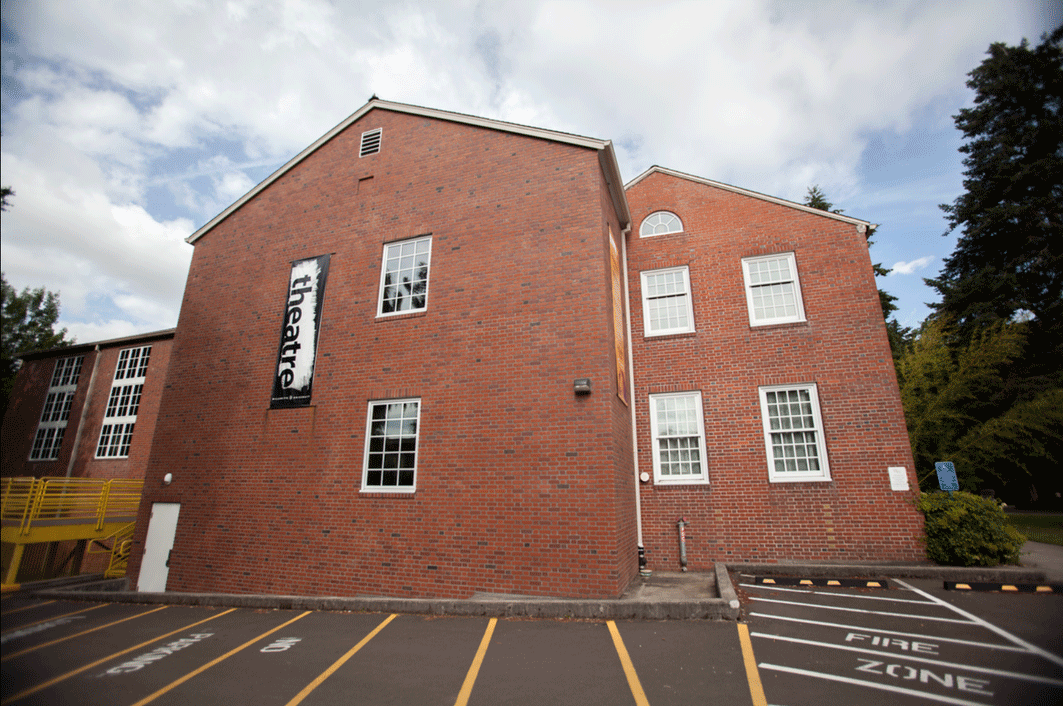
[609,228,629,404]
[271,255,330,408]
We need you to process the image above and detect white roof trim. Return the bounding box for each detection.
[625,166,875,231]
[187,99,629,244]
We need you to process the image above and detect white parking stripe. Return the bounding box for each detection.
[758,663,997,706]
[751,631,1063,687]
[893,578,1063,670]
[750,597,972,623]
[740,583,935,605]
[748,612,1029,653]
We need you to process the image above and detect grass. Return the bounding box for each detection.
[1007,512,1063,547]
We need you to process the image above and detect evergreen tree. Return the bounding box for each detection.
[931,26,1063,376]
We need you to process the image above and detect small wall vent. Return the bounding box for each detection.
[360,128,382,157]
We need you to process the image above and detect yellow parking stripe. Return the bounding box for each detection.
[454,618,496,706]
[130,610,312,706]
[0,607,236,705]
[607,621,650,706]
[285,613,398,706]
[2,606,168,661]
[1,600,56,615]
[1,602,107,634]
[737,623,767,706]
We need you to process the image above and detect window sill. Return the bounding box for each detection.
[359,488,417,496]
[749,319,807,330]
[651,479,710,487]
[644,330,697,340]
[767,475,832,484]
[375,310,428,323]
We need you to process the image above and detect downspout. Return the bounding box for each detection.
[66,345,102,479]
[620,224,648,576]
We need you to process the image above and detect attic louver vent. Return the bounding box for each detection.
[360,128,382,157]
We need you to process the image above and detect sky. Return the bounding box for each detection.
[1,0,1060,344]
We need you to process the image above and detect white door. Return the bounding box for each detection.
[138,503,181,592]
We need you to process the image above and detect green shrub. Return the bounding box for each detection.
[918,491,1026,566]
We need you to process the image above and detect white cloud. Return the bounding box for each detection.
[891,256,936,275]
[1,0,1059,344]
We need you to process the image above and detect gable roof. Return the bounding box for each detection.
[625,166,876,235]
[18,328,176,360]
[187,99,630,244]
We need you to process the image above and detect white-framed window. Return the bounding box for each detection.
[758,383,830,482]
[639,211,683,237]
[362,398,421,492]
[96,346,151,459]
[378,235,432,316]
[649,391,709,484]
[29,356,84,461]
[640,267,695,336]
[360,128,382,157]
[741,252,806,326]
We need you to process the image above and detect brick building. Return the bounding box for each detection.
[7,99,922,597]
[1,329,174,579]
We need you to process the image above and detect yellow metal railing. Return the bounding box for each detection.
[1,477,144,535]
[84,521,137,578]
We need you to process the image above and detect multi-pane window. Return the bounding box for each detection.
[741,253,806,326]
[378,236,432,315]
[362,399,420,492]
[649,392,708,484]
[759,384,830,482]
[360,128,382,157]
[641,267,695,336]
[639,211,683,237]
[96,346,151,458]
[29,356,84,461]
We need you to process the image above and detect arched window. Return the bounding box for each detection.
[639,211,683,237]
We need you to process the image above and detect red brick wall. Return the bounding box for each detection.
[128,110,637,598]
[1,337,174,482]
[626,171,923,568]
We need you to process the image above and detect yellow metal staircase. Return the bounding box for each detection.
[1,477,144,587]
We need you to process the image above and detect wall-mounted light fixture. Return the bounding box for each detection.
[573,378,592,395]
[163,473,173,485]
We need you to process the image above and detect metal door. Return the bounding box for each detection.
[137,502,180,592]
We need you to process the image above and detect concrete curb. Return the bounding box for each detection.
[726,562,1047,583]
[34,587,737,621]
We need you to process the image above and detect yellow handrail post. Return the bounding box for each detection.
[22,479,46,536]
[96,480,111,531]
[4,543,25,586]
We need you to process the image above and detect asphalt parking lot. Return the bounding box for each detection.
[738,574,1063,705]
[3,578,1061,706]
[1,596,753,706]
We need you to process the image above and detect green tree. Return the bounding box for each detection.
[802,185,909,357]
[931,26,1063,374]
[1,272,75,415]
[896,317,1063,499]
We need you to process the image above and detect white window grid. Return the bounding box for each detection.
[641,267,695,336]
[742,253,806,326]
[378,236,432,316]
[29,356,84,461]
[360,128,382,157]
[96,346,151,459]
[649,391,709,484]
[639,211,683,237]
[759,383,830,482]
[362,398,421,492]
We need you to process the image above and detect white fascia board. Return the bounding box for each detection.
[625,166,876,232]
[187,99,629,244]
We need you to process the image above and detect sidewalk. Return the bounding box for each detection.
[23,548,1059,621]
[1020,540,1063,583]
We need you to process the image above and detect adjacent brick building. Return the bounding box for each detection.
[5,99,923,597]
[1,329,174,578]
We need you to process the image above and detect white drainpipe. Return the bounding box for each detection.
[620,224,648,575]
